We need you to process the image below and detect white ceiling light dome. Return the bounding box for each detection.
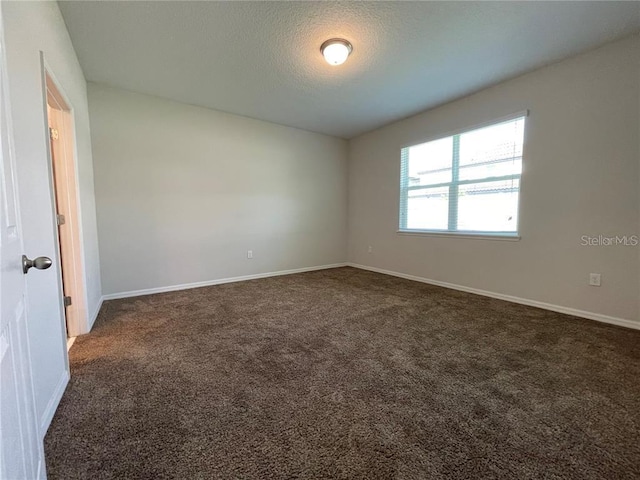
[320,38,353,66]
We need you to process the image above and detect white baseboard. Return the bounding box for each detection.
[39,368,69,438]
[37,457,45,480]
[347,263,640,331]
[102,263,348,301]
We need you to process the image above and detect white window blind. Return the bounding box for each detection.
[399,114,526,236]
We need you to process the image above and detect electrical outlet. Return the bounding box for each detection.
[367,245,373,254]
[589,273,601,287]
[247,250,253,259]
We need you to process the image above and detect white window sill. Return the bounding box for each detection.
[397,230,521,241]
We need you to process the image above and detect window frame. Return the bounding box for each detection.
[398,110,528,240]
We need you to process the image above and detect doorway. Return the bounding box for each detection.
[45,72,86,342]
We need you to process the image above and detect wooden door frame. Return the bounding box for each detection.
[43,65,87,338]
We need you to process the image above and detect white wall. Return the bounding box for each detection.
[4,1,101,433]
[348,35,640,324]
[89,84,348,296]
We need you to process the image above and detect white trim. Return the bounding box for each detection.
[87,296,103,330]
[347,263,640,331]
[38,52,70,377]
[397,230,521,241]
[42,59,89,339]
[102,263,348,301]
[36,458,45,480]
[39,369,69,438]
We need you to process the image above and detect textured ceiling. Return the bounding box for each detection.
[58,1,640,139]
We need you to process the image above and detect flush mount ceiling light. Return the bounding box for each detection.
[320,38,353,66]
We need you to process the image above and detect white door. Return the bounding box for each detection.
[0,4,45,478]
[3,2,71,436]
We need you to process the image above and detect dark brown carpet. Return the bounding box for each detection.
[45,267,640,479]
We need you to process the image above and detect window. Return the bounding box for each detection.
[399,114,526,237]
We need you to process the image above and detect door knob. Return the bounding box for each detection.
[22,255,52,274]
